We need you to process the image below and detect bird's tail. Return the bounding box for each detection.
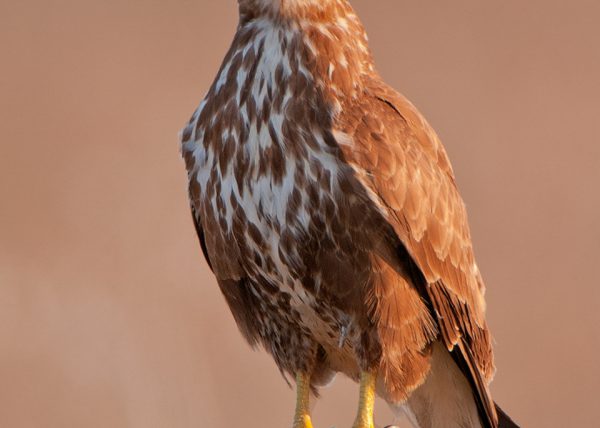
[495,403,520,428]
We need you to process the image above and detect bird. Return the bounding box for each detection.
[180,1,519,427]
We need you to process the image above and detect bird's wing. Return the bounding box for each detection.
[335,76,497,427]
[189,205,260,347]
[191,205,214,273]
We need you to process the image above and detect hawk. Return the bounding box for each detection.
[180,1,518,427]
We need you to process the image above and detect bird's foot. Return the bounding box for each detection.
[293,372,314,428]
[351,370,377,428]
[351,423,374,428]
[293,414,314,428]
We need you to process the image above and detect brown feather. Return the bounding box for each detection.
[335,76,497,425]
[181,1,509,426]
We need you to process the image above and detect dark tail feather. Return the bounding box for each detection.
[495,402,520,428]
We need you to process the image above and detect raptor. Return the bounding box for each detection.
[180,1,518,427]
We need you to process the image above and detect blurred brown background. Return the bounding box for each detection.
[1,1,599,427]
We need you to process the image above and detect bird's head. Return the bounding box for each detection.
[238,0,353,23]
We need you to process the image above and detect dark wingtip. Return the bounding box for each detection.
[495,402,520,428]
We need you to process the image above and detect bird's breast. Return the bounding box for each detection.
[180,19,377,356]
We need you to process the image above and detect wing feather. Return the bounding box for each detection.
[189,206,259,347]
[191,206,214,273]
[335,76,497,426]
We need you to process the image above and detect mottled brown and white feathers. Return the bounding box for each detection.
[181,1,512,427]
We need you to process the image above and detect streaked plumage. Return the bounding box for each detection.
[180,1,517,427]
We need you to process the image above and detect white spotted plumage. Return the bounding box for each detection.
[182,17,349,345]
[181,2,513,427]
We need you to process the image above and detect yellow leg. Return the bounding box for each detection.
[352,370,377,428]
[293,372,314,428]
